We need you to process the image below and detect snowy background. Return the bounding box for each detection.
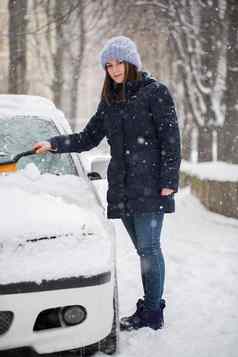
[0,1,238,355]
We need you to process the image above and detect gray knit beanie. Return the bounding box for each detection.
[100,36,142,70]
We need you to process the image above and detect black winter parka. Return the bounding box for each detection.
[50,71,181,219]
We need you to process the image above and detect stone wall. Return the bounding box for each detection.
[180,171,238,219]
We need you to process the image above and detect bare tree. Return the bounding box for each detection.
[63,0,86,127]
[218,0,238,164]
[51,0,65,108]
[28,0,109,124]
[168,0,227,162]
[8,0,28,93]
[108,0,169,77]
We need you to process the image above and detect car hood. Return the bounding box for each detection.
[0,164,114,285]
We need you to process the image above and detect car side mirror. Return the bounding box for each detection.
[87,171,102,180]
[90,157,110,179]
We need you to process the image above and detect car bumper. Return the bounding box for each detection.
[0,272,113,354]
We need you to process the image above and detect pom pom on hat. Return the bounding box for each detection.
[100,36,142,70]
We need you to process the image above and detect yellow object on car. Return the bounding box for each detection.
[0,149,36,173]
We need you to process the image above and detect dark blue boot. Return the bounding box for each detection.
[120,298,144,331]
[120,299,166,331]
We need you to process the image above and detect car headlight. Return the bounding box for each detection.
[62,305,87,326]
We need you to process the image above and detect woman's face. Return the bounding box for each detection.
[106,59,126,83]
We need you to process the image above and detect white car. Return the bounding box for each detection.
[0,95,119,356]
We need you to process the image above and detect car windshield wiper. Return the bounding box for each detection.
[25,232,93,244]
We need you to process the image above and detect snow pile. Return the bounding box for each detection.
[181,160,238,182]
[0,164,113,284]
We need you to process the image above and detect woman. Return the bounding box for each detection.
[34,36,181,331]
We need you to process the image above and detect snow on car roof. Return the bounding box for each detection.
[0,94,65,123]
[0,164,113,284]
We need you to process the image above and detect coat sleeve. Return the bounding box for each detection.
[49,101,106,153]
[149,83,181,192]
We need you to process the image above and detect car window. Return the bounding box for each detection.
[0,116,78,175]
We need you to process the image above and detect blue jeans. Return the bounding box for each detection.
[121,212,165,311]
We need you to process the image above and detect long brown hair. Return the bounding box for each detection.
[101,62,142,104]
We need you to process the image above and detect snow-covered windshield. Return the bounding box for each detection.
[0,116,77,175]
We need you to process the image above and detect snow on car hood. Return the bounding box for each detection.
[0,164,114,284]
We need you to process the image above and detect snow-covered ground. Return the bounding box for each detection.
[95,183,238,357]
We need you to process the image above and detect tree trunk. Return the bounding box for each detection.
[182,125,193,161]
[182,127,192,161]
[196,1,218,162]
[52,0,64,109]
[216,126,225,161]
[8,0,28,93]
[222,0,238,164]
[69,1,85,130]
[197,126,213,162]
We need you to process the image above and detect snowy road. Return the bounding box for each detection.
[97,186,238,357]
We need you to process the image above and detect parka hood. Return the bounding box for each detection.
[125,71,156,98]
[112,71,156,99]
[113,71,156,91]
[126,71,156,88]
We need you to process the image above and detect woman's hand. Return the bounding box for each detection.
[160,188,175,196]
[33,141,53,154]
